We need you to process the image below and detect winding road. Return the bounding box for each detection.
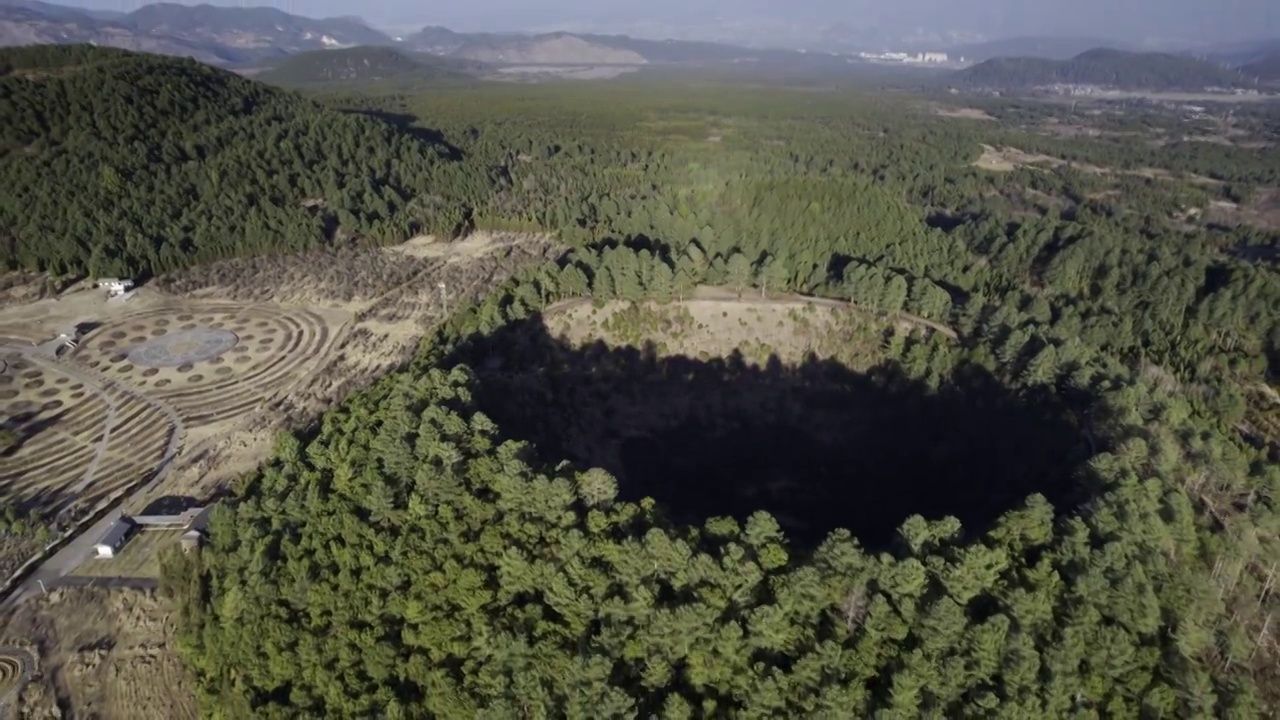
[0,344,185,610]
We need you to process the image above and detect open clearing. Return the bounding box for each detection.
[0,231,561,716]
[972,143,1223,186]
[544,285,955,367]
[1207,189,1280,232]
[933,107,996,121]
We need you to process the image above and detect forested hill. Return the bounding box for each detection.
[1241,51,1280,82]
[0,45,482,277]
[957,48,1253,90]
[257,47,484,86]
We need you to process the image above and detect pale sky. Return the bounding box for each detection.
[68,0,1280,44]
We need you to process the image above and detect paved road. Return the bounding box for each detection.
[0,345,185,610]
[49,576,158,591]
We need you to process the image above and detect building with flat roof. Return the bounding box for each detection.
[131,506,212,530]
[180,530,205,553]
[97,279,135,297]
[93,519,136,559]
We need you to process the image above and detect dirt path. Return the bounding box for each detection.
[0,346,184,610]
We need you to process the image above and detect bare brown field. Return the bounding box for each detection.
[0,588,195,720]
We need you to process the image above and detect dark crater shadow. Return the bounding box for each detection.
[445,316,1096,551]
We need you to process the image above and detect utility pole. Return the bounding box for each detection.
[438,282,450,317]
[37,580,46,595]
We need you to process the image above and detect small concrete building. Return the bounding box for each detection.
[97,279,135,297]
[180,530,205,553]
[93,519,135,559]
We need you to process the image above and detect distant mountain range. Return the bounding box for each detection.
[1,0,1277,88]
[0,1,391,65]
[1240,51,1280,82]
[0,0,842,69]
[944,37,1139,62]
[956,48,1259,91]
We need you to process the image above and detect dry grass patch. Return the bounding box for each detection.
[934,107,996,121]
[545,287,953,369]
[0,588,196,720]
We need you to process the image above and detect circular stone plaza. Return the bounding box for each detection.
[127,328,239,368]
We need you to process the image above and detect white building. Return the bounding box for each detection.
[93,519,135,559]
[97,278,134,297]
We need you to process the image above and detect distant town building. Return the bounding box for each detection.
[94,519,135,559]
[857,50,950,65]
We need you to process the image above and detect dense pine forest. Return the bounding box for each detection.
[3,46,1278,717]
[0,46,486,277]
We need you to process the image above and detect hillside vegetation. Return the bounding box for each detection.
[257,46,483,86]
[0,45,484,277]
[958,48,1253,90]
[160,80,1280,716]
[1242,50,1280,82]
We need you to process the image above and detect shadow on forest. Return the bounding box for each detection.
[445,315,1095,551]
[340,110,465,162]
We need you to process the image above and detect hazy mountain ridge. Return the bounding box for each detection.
[1240,51,1280,82]
[944,36,1137,62]
[0,1,400,66]
[399,25,804,65]
[3,0,1274,78]
[958,48,1256,91]
[258,46,485,84]
[0,1,828,68]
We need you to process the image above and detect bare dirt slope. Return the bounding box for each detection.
[0,588,195,720]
